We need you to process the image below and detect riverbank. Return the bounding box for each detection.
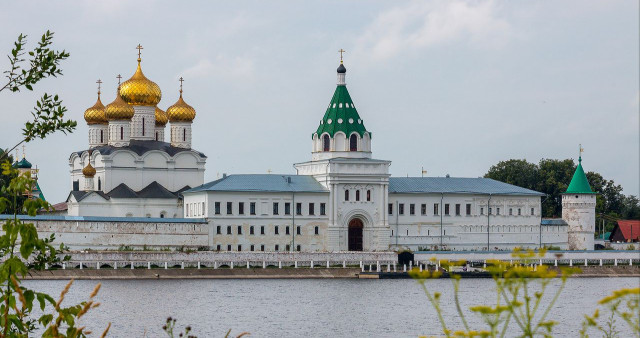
[23,265,639,280]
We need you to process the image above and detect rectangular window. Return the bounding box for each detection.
[314,226,319,235]
[466,204,471,216]
[455,204,461,216]
[215,202,221,215]
[237,245,242,251]
[518,208,522,216]
[216,245,221,251]
[237,225,242,235]
[399,203,405,215]
[434,203,439,216]
[308,203,315,215]
[497,207,500,215]
[238,202,245,215]
[445,204,450,215]
[227,244,231,251]
[320,203,326,215]
[509,208,513,216]
[366,190,371,201]
[273,202,279,215]
[275,244,279,251]
[345,190,349,201]
[285,226,290,235]
[421,204,427,215]
[296,226,301,235]
[388,203,393,215]
[480,207,484,215]
[284,202,291,215]
[226,226,231,235]
[250,245,254,252]
[260,225,265,235]
[409,204,415,215]
[250,202,256,215]
[226,202,232,215]
[355,190,360,201]
[250,226,254,235]
[216,226,221,234]
[531,208,534,216]
[296,203,302,215]
[260,244,265,251]
[275,225,279,235]
[286,244,290,252]
[489,207,492,215]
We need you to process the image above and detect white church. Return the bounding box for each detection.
[65,48,596,252]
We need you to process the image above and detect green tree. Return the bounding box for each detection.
[485,159,538,191]
[0,150,26,215]
[536,159,576,217]
[0,32,107,336]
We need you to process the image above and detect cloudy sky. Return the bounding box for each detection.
[0,0,638,203]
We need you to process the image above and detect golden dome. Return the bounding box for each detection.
[105,87,135,121]
[82,162,96,177]
[155,107,168,126]
[167,92,196,122]
[84,94,107,125]
[119,60,162,106]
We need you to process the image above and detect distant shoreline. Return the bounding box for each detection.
[23,265,639,280]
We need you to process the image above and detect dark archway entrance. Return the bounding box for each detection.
[348,218,364,251]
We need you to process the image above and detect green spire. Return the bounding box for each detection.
[314,63,369,138]
[566,156,594,194]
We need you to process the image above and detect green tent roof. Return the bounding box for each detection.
[566,157,594,194]
[13,158,32,169]
[314,69,369,138]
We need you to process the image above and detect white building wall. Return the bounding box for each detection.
[130,106,156,140]
[88,124,108,147]
[563,194,596,250]
[67,195,182,218]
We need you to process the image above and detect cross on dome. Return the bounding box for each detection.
[339,48,346,63]
[179,77,184,95]
[116,74,122,85]
[136,44,143,61]
[96,79,102,96]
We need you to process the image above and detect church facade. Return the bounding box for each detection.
[63,48,596,252]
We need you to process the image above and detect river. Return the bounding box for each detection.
[24,277,639,337]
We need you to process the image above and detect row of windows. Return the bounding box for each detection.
[214,202,326,216]
[216,225,320,236]
[390,225,541,237]
[216,244,303,252]
[388,203,535,217]
[186,202,206,217]
[344,189,372,202]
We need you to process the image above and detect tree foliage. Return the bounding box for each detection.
[485,158,639,232]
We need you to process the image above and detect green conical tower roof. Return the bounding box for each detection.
[314,62,369,138]
[566,156,594,194]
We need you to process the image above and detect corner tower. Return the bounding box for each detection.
[562,149,596,250]
[312,57,371,161]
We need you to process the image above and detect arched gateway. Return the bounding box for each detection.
[348,218,364,251]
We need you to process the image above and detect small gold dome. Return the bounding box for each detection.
[155,107,168,126]
[105,87,135,121]
[82,162,96,177]
[84,94,107,125]
[167,92,196,122]
[119,61,162,106]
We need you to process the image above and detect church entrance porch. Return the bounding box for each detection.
[348,218,364,251]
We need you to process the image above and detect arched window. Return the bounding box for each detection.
[366,190,371,201]
[355,190,360,201]
[120,126,123,140]
[345,190,349,201]
[323,134,330,151]
[97,177,101,191]
[350,134,358,151]
[183,129,186,141]
[155,132,158,141]
[142,117,145,136]
[100,130,103,143]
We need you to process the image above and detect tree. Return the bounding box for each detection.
[0,32,107,336]
[0,150,26,215]
[485,159,538,191]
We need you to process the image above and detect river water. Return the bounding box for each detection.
[24,277,638,337]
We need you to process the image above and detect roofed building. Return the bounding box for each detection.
[609,220,640,243]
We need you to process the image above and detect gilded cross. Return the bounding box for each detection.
[136,44,143,60]
[96,79,102,95]
[179,77,184,93]
[22,144,26,159]
[116,74,122,85]
[339,48,346,62]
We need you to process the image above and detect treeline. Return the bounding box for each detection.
[484,159,640,233]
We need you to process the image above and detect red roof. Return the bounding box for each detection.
[616,220,640,241]
[51,202,68,211]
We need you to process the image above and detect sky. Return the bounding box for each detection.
[0,0,638,203]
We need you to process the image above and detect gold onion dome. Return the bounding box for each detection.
[119,59,162,106]
[167,91,196,122]
[105,86,135,121]
[84,94,107,125]
[155,106,168,126]
[82,162,96,177]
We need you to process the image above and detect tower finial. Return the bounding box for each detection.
[579,144,584,163]
[96,79,102,98]
[136,44,143,63]
[116,74,122,86]
[22,144,26,159]
[179,77,184,97]
[339,48,346,64]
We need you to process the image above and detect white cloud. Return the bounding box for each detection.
[182,55,255,83]
[353,0,512,62]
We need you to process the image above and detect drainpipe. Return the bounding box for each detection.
[487,194,492,251]
[292,191,295,252]
[440,193,444,248]
[395,200,399,248]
